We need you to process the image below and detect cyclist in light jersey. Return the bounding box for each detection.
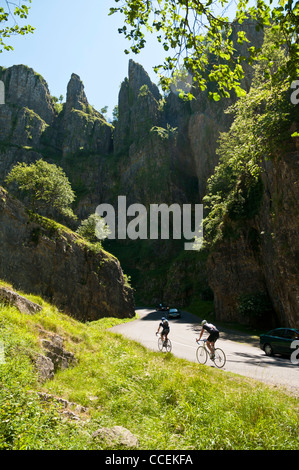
[196,320,219,359]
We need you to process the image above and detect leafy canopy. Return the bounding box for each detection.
[0,0,34,53]
[201,26,296,245]
[5,159,76,220]
[110,0,299,100]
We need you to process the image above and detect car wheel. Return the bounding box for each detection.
[264,343,273,356]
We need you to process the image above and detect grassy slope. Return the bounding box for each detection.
[0,280,298,450]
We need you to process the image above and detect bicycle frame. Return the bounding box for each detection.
[196,339,226,368]
[157,335,172,352]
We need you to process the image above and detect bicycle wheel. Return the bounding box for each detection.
[158,337,163,351]
[213,348,226,368]
[196,346,208,364]
[165,339,172,352]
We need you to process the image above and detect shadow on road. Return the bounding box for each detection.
[136,307,260,346]
[230,351,298,369]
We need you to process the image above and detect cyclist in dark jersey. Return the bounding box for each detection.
[196,320,219,359]
[157,317,170,346]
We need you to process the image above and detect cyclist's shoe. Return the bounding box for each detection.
[210,353,215,360]
[163,341,167,347]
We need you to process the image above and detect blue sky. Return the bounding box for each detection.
[1,0,169,118]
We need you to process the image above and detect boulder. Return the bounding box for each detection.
[92,426,139,448]
[0,285,42,314]
[41,335,76,372]
[35,353,55,382]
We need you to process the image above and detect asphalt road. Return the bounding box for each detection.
[111,308,299,396]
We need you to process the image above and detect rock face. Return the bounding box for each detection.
[58,73,113,157]
[0,65,113,169]
[107,59,198,219]
[259,151,299,328]
[0,186,135,321]
[65,73,89,113]
[114,59,161,155]
[208,141,299,329]
[0,64,55,125]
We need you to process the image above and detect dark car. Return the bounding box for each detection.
[260,328,299,357]
[168,308,181,319]
[156,303,169,312]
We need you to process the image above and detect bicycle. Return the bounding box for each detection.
[156,333,172,352]
[196,339,226,368]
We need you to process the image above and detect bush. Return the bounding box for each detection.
[76,213,110,244]
[237,292,274,326]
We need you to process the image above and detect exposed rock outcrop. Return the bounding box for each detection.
[0,64,55,125]
[0,285,42,314]
[208,140,299,329]
[41,336,76,372]
[59,73,113,156]
[38,392,88,419]
[92,426,139,448]
[65,73,89,114]
[114,59,161,155]
[35,354,55,381]
[0,66,113,175]
[0,186,135,321]
[110,59,198,209]
[35,329,76,381]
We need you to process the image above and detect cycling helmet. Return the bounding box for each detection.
[161,317,166,321]
[201,319,207,326]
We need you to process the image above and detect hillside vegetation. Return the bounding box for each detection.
[0,282,298,450]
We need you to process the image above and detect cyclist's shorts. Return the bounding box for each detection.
[162,328,169,335]
[208,331,219,343]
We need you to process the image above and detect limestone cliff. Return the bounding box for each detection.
[45,72,113,157]
[0,186,135,321]
[208,139,299,329]
[0,64,55,125]
[111,59,198,207]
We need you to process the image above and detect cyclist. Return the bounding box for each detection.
[157,317,170,346]
[196,320,219,359]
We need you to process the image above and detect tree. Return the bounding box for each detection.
[5,159,76,220]
[0,1,34,53]
[100,106,109,118]
[112,105,119,124]
[110,0,298,100]
[76,214,110,244]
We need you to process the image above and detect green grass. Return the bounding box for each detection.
[0,282,298,450]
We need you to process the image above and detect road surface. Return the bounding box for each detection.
[111,308,299,396]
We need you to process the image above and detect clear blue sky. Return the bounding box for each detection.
[1,0,169,118]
